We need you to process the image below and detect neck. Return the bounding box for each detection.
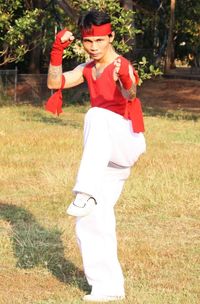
[94,46,118,65]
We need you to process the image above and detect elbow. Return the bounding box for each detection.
[129,92,136,100]
[47,82,53,90]
[47,81,61,90]
[47,83,56,90]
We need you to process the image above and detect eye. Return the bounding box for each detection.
[83,39,92,43]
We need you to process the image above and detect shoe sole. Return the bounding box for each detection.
[83,295,125,302]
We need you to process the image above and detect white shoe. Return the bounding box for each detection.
[83,294,125,302]
[66,193,97,217]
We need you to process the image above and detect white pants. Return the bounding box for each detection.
[74,107,146,296]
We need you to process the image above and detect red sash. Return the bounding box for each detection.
[124,98,145,133]
[45,75,65,115]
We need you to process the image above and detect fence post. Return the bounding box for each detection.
[14,66,18,103]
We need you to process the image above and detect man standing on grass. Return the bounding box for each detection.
[46,9,146,302]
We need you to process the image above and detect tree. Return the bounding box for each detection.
[0,0,162,81]
[165,0,176,72]
[0,1,44,67]
[0,0,139,69]
[24,0,44,73]
[120,0,135,60]
[1,0,199,74]
[56,0,78,22]
[174,0,200,67]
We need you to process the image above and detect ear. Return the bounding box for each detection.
[109,31,115,43]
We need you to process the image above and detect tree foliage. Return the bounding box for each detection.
[0,0,199,74]
[135,56,162,85]
[133,0,200,67]
[0,1,43,65]
[175,0,200,65]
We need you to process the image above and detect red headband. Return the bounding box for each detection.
[82,23,112,37]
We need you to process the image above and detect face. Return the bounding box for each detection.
[82,34,114,61]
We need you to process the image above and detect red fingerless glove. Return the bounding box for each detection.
[118,57,133,90]
[50,29,72,66]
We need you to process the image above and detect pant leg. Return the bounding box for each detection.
[76,165,130,296]
[73,107,146,198]
[73,107,112,197]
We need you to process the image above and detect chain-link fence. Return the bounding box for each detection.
[0,69,89,106]
[0,69,17,104]
[0,69,51,105]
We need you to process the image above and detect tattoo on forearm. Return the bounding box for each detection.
[117,79,136,100]
[48,65,62,80]
[127,83,136,99]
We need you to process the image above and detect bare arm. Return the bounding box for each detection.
[47,64,63,89]
[63,63,86,89]
[47,63,85,90]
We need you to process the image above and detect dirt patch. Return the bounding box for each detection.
[0,268,64,304]
[138,78,200,113]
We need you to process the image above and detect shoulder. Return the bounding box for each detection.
[75,60,94,69]
[119,55,130,64]
[80,61,95,78]
[74,61,94,75]
[74,62,87,71]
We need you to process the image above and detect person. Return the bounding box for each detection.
[46,9,146,302]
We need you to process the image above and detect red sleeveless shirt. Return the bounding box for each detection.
[83,56,144,133]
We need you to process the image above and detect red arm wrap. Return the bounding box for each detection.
[50,29,71,66]
[118,57,133,90]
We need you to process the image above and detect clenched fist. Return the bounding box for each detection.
[50,28,75,66]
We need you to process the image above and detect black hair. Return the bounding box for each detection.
[78,9,111,31]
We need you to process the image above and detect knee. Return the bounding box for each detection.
[75,216,94,239]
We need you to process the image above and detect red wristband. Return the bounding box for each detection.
[50,29,72,66]
[118,57,133,90]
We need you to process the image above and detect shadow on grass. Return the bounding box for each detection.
[143,106,200,122]
[0,202,90,293]
[20,110,82,128]
[20,103,199,124]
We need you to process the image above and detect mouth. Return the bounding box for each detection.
[90,53,100,57]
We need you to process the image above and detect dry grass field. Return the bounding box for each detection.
[0,80,200,303]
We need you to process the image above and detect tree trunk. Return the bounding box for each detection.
[165,0,176,73]
[28,46,42,74]
[120,0,133,10]
[120,0,135,60]
[56,0,78,22]
[25,0,43,74]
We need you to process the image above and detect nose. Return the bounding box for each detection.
[90,41,98,51]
